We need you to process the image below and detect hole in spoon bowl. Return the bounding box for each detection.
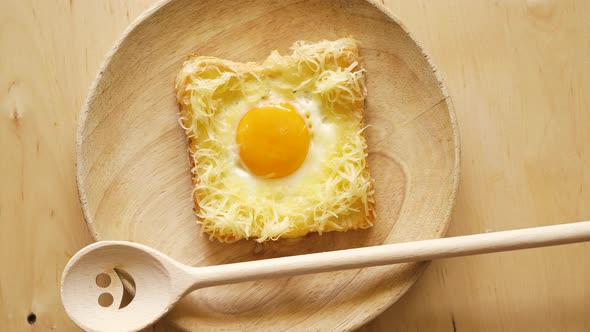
[96,273,111,288]
[114,268,136,309]
[98,293,114,307]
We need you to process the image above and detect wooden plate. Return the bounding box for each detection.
[76,0,460,330]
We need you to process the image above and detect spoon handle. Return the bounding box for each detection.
[191,221,590,289]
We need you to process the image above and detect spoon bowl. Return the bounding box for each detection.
[61,242,185,332]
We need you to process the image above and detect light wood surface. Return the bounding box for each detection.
[1,0,589,331]
[61,222,590,332]
[76,1,458,330]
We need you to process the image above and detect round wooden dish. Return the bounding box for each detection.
[76,0,460,330]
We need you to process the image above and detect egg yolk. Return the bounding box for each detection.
[236,103,310,179]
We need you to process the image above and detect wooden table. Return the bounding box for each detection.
[2,1,589,331]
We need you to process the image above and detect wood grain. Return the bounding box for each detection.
[368,0,590,331]
[75,1,458,331]
[1,0,589,331]
[0,1,152,331]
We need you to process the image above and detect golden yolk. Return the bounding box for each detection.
[236,103,310,179]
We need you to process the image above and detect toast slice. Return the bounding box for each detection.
[175,38,375,242]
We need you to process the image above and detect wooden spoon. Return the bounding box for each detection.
[61,221,590,332]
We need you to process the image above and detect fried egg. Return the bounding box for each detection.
[175,37,376,242]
